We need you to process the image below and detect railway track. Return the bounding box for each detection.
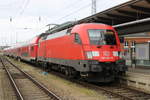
[5,57,150,100]
[50,71,150,100]
[0,59,17,100]
[0,56,62,100]
[97,85,150,100]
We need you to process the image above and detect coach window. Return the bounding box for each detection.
[74,33,81,44]
[31,46,34,51]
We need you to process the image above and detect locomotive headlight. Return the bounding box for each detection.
[86,51,93,59]
[119,52,123,58]
[92,51,99,56]
[113,51,118,56]
[86,51,99,59]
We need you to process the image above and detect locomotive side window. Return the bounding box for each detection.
[74,33,82,44]
[88,29,116,45]
[31,46,34,51]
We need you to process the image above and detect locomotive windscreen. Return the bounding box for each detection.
[88,29,116,45]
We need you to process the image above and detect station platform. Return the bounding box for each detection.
[120,66,150,93]
[128,66,150,75]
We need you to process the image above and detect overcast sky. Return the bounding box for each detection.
[0,0,130,46]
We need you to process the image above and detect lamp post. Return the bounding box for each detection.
[148,41,150,62]
[15,27,32,43]
[131,41,136,69]
[124,41,129,67]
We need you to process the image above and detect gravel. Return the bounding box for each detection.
[9,58,108,100]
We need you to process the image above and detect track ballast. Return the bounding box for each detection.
[0,56,62,100]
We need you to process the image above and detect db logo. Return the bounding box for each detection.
[103,51,110,56]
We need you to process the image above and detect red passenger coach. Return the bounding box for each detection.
[4,36,40,62]
[37,23,127,82]
[19,36,40,61]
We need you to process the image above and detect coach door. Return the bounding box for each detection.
[38,35,47,60]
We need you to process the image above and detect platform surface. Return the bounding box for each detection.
[120,66,150,93]
[128,66,150,75]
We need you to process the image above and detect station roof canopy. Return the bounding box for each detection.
[78,0,150,26]
[46,0,150,35]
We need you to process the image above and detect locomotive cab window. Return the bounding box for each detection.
[74,33,82,44]
[88,29,116,45]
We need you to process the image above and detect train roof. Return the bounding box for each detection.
[43,22,111,36]
[74,23,112,27]
[6,36,40,50]
[45,21,76,34]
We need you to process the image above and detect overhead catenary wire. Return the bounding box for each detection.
[35,0,90,32]
[19,0,30,16]
[7,0,31,46]
[9,0,110,40]
[6,0,26,20]
[0,1,18,7]
[63,0,85,10]
[14,0,30,17]
[53,2,92,23]
[37,2,92,33]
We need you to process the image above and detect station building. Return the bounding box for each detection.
[124,32,150,67]
[78,0,150,67]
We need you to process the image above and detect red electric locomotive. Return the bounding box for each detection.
[37,23,127,82]
[4,23,127,82]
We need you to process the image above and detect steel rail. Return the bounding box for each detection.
[49,71,150,100]
[88,84,134,100]
[49,71,133,100]
[73,78,150,100]
[72,79,134,100]
[6,56,150,100]
[5,57,62,100]
[0,58,24,100]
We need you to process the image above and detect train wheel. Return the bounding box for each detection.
[43,62,48,71]
[120,71,126,76]
[47,63,52,72]
[65,68,69,76]
[65,67,78,79]
[17,57,21,62]
[69,68,77,79]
